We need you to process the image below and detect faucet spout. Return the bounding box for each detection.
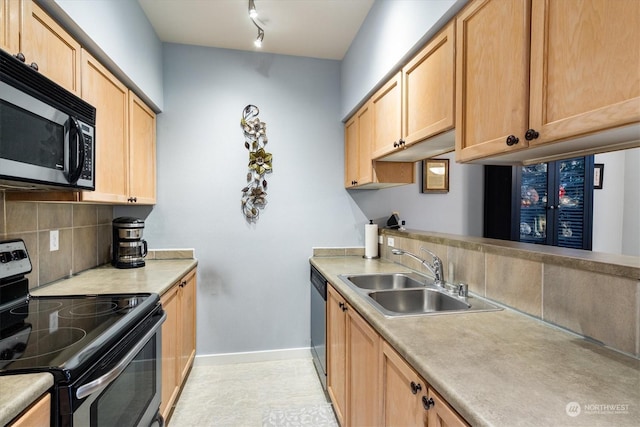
[391,247,444,285]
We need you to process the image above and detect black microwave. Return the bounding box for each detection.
[0,49,96,190]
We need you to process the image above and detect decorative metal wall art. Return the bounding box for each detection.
[240,104,272,221]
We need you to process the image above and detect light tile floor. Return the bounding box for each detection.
[168,358,338,427]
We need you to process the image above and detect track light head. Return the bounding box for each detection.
[248,0,264,48]
[254,28,264,48]
[248,0,258,19]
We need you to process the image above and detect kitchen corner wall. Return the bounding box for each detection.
[115,43,365,357]
[0,193,112,288]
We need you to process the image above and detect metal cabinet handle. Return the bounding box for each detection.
[525,129,539,141]
[422,396,435,410]
[506,135,519,146]
[410,381,422,395]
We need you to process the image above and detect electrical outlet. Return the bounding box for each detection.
[50,230,59,251]
[387,237,395,247]
[378,235,383,244]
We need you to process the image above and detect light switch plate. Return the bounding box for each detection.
[387,237,395,247]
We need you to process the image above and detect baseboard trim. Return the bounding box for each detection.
[194,347,313,367]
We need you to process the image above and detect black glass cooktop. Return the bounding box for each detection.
[0,293,158,379]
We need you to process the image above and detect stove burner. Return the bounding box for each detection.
[10,301,63,315]
[11,327,87,362]
[59,301,119,319]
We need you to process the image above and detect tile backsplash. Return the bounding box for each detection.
[380,229,640,358]
[1,193,112,288]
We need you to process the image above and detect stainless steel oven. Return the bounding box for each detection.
[72,309,165,427]
[0,239,165,427]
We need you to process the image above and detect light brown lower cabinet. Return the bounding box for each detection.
[160,267,197,422]
[327,285,381,426]
[327,283,467,427]
[9,393,50,427]
[382,341,468,427]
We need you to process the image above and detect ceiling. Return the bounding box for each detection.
[138,0,375,60]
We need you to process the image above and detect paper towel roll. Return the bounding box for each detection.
[364,222,379,259]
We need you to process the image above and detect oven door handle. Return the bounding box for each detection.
[76,312,166,400]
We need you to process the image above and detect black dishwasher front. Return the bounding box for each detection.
[310,265,327,391]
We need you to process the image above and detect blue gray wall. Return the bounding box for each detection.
[118,44,365,355]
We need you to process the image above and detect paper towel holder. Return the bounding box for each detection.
[363,219,380,259]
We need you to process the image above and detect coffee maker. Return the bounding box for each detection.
[112,217,147,268]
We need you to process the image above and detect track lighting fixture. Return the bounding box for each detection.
[248,0,264,48]
[248,0,258,19]
[254,27,264,48]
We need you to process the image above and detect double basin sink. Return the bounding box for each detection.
[338,272,501,317]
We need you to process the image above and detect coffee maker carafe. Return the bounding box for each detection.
[112,217,147,268]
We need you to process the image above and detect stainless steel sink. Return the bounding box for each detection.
[368,288,470,315]
[343,273,428,290]
[338,272,502,317]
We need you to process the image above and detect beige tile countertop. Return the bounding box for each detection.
[0,373,53,425]
[1,255,197,425]
[311,255,640,427]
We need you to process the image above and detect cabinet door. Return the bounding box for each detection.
[10,393,50,427]
[21,1,81,94]
[357,102,374,184]
[0,0,21,54]
[403,21,455,146]
[381,341,427,427]
[345,102,374,188]
[372,72,402,159]
[80,49,129,203]
[529,0,640,146]
[178,269,197,383]
[128,91,157,204]
[344,115,359,188]
[427,388,468,427]
[347,306,380,427]
[327,285,347,426]
[160,285,179,420]
[455,0,531,162]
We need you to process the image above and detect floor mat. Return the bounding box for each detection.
[262,404,338,427]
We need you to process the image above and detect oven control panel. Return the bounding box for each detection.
[0,239,32,280]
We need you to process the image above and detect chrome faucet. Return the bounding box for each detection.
[391,247,444,285]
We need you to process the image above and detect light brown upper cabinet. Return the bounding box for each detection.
[372,72,403,158]
[375,22,456,162]
[344,100,414,189]
[345,102,374,188]
[21,1,81,94]
[128,91,157,204]
[80,50,156,204]
[456,0,640,164]
[1,1,80,94]
[80,49,129,203]
[0,0,21,54]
